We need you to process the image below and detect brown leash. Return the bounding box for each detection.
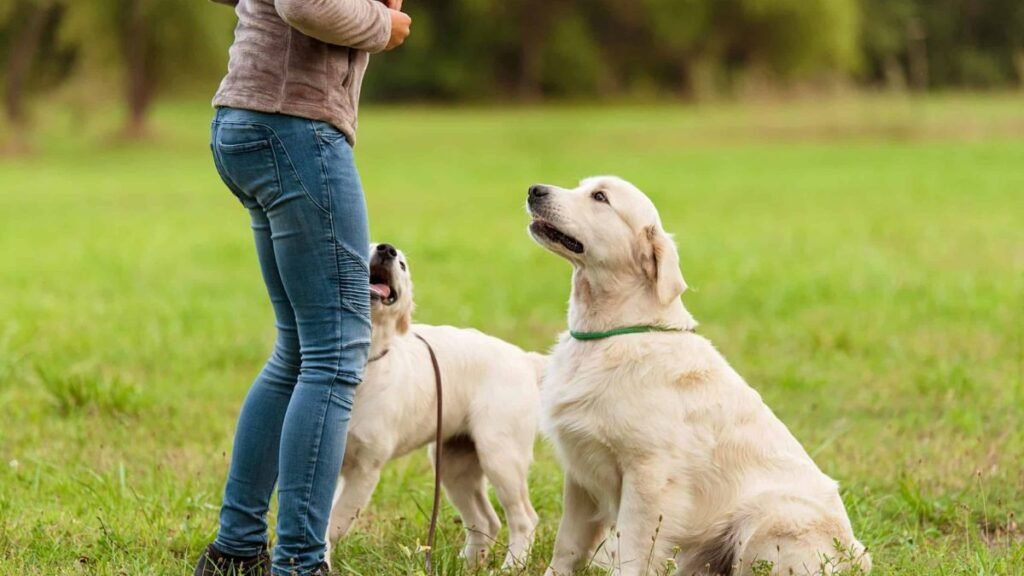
[414,332,443,574]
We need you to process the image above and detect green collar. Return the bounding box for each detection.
[570,325,693,341]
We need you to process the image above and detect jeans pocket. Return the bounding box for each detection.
[214,124,282,209]
[313,121,348,146]
[210,143,254,208]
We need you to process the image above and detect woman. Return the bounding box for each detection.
[196,1,411,575]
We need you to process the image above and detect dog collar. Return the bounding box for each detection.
[367,349,390,363]
[569,325,693,341]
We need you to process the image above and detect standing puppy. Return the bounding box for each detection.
[527,177,870,576]
[327,243,545,568]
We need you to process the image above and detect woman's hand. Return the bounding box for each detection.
[384,0,411,51]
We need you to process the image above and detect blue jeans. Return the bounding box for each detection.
[209,107,371,575]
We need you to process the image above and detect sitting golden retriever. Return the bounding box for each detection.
[526,177,870,576]
[326,243,546,568]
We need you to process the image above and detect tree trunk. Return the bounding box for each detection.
[906,18,929,91]
[515,2,547,101]
[4,2,52,130]
[1015,50,1024,90]
[882,55,907,92]
[122,0,152,138]
[514,0,570,101]
[684,56,719,102]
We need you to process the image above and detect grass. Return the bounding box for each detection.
[1,93,1022,575]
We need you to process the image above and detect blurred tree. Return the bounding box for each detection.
[4,1,51,125]
[730,0,860,80]
[858,0,1024,89]
[3,0,1023,144]
[859,0,916,89]
[592,0,860,97]
[1,0,59,146]
[640,0,715,97]
[367,0,862,101]
[56,0,233,136]
[538,10,605,97]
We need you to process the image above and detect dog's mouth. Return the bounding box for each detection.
[530,219,585,254]
[369,267,399,306]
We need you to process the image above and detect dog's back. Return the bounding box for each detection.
[412,323,547,387]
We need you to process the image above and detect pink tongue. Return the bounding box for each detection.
[370,283,391,298]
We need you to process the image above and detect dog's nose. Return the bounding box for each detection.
[528,184,549,200]
[376,243,398,260]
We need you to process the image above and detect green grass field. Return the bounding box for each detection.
[1,95,1022,575]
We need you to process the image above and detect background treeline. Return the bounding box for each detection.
[2,0,1023,138]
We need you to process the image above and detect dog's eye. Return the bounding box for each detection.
[592,191,609,204]
[400,261,407,271]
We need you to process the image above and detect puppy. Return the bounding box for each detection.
[327,243,545,568]
[527,177,870,576]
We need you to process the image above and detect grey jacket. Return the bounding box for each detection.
[211,0,392,145]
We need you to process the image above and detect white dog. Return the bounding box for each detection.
[527,177,870,576]
[326,243,545,568]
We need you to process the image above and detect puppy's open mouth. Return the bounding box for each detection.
[369,267,398,305]
[530,219,585,254]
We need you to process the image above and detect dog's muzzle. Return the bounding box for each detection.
[526,185,585,254]
[369,243,399,305]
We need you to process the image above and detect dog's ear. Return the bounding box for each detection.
[638,225,687,305]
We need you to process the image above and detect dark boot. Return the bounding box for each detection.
[309,562,335,576]
[193,543,271,576]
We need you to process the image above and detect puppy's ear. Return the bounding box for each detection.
[638,225,687,305]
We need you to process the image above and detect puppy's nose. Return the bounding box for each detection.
[376,243,398,260]
[528,184,549,200]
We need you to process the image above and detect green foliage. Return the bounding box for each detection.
[859,0,916,63]
[859,0,1024,88]
[740,0,862,75]
[2,0,1023,126]
[540,14,605,97]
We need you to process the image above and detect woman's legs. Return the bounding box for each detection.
[214,206,302,557]
[264,144,370,573]
[209,108,371,575]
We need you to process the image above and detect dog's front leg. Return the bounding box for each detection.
[327,459,384,543]
[545,475,609,576]
[613,467,679,576]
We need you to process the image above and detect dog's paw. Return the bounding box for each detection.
[500,552,530,572]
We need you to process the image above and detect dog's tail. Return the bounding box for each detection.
[527,352,549,388]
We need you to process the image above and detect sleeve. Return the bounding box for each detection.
[275,0,392,54]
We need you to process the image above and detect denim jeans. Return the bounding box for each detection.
[209,107,371,575]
